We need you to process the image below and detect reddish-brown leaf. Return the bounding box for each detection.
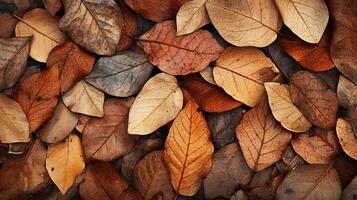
[119,188,143,200]
[117,2,139,51]
[43,0,63,15]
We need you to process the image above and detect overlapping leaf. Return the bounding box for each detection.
[336,118,357,160]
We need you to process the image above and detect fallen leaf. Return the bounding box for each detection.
[289,71,339,129]
[46,133,85,194]
[138,20,223,75]
[176,0,210,36]
[86,50,153,97]
[39,100,78,144]
[333,155,357,188]
[134,150,175,200]
[79,160,128,200]
[75,114,90,133]
[15,8,66,62]
[213,47,279,107]
[42,0,62,15]
[248,165,280,189]
[337,75,357,133]
[47,41,95,94]
[0,12,18,38]
[82,98,137,161]
[13,65,60,132]
[163,99,214,196]
[264,82,312,133]
[276,164,341,200]
[117,2,139,51]
[336,118,357,160]
[179,74,242,112]
[342,176,357,199]
[199,66,216,85]
[230,190,248,200]
[0,37,31,90]
[236,97,292,171]
[275,145,305,173]
[128,73,183,135]
[119,188,143,200]
[206,0,282,47]
[203,143,253,199]
[62,80,104,117]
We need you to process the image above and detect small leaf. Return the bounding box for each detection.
[199,66,216,85]
[117,2,139,51]
[336,118,357,160]
[43,0,62,15]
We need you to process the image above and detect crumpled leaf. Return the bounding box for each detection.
[336,118,357,160]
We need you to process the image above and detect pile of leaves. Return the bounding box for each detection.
[0,0,356,199]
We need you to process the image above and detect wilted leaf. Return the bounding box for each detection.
[276,164,341,200]
[79,161,128,200]
[86,50,153,97]
[206,0,282,47]
[0,37,31,90]
[138,20,223,75]
[82,98,137,161]
[163,99,214,196]
[43,0,62,15]
[342,176,357,200]
[337,76,357,133]
[62,80,104,117]
[203,144,253,199]
[199,66,216,85]
[336,118,357,160]
[15,8,66,62]
[46,134,85,194]
[13,65,60,132]
[236,97,292,171]
[134,150,175,200]
[128,73,183,135]
[213,47,279,107]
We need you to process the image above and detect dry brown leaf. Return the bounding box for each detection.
[60,0,123,55]
[275,145,305,173]
[82,98,137,161]
[119,188,143,200]
[75,114,91,133]
[264,82,312,133]
[291,127,340,164]
[206,0,282,47]
[275,0,329,43]
[47,41,95,94]
[336,118,357,160]
[230,190,248,200]
[15,8,66,62]
[333,156,357,188]
[176,0,210,36]
[134,150,175,200]
[236,98,292,171]
[43,0,62,15]
[0,12,18,38]
[163,99,214,196]
[128,73,183,135]
[138,20,223,75]
[117,2,139,51]
[213,47,279,107]
[46,133,85,194]
[62,80,104,117]
[13,65,60,132]
[342,176,357,200]
[289,71,339,129]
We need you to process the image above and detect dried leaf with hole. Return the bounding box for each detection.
[47,41,95,94]
[291,128,339,164]
[337,76,357,133]
[236,98,292,171]
[176,0,210,36]
[138,20,223,75]
[342,176,357,200]
[206,0,282,47]
[59,0,123,55]
[86,50,153,97]
[46,134,85,194]
[128,73,183,135]
[289,71,339,129]
[0,37,31,90]
[0,93,30,143]
[117,2,138,51]
[264,82,312,133]
[15,8,66,62]
[43,0,62,15]
[276,164,341,200]
[13,65,60,132]
[134,151,175,200]
[336,118,357,160]
[62,80,104,117]
[274,0,329,43]
[79,161,128,200]
[213,47,279,107]
[163,99,214,196]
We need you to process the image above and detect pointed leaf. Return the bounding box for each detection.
[336,118,357,160]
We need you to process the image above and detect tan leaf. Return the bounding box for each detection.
[62,80,104,117]
[138,20,223,75]
[289,71,339,129]
[163,99,214,196]
[275,0,329,43]
[264,82,312,133]
[336,118,357,160]
[199,66,216,85]
[176,0,210,36]
[291,127,339,164]
[46,133,85,194]
[13,65,60,132]
[76,114,91,133]
[205,0,282,47]
[236,98,292,171]
[15,8,66,62]
[0,37,31,90]
[59,0,123,55]
[128,73,183,135]
[213,47,279,107]
[43,0,62,15]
